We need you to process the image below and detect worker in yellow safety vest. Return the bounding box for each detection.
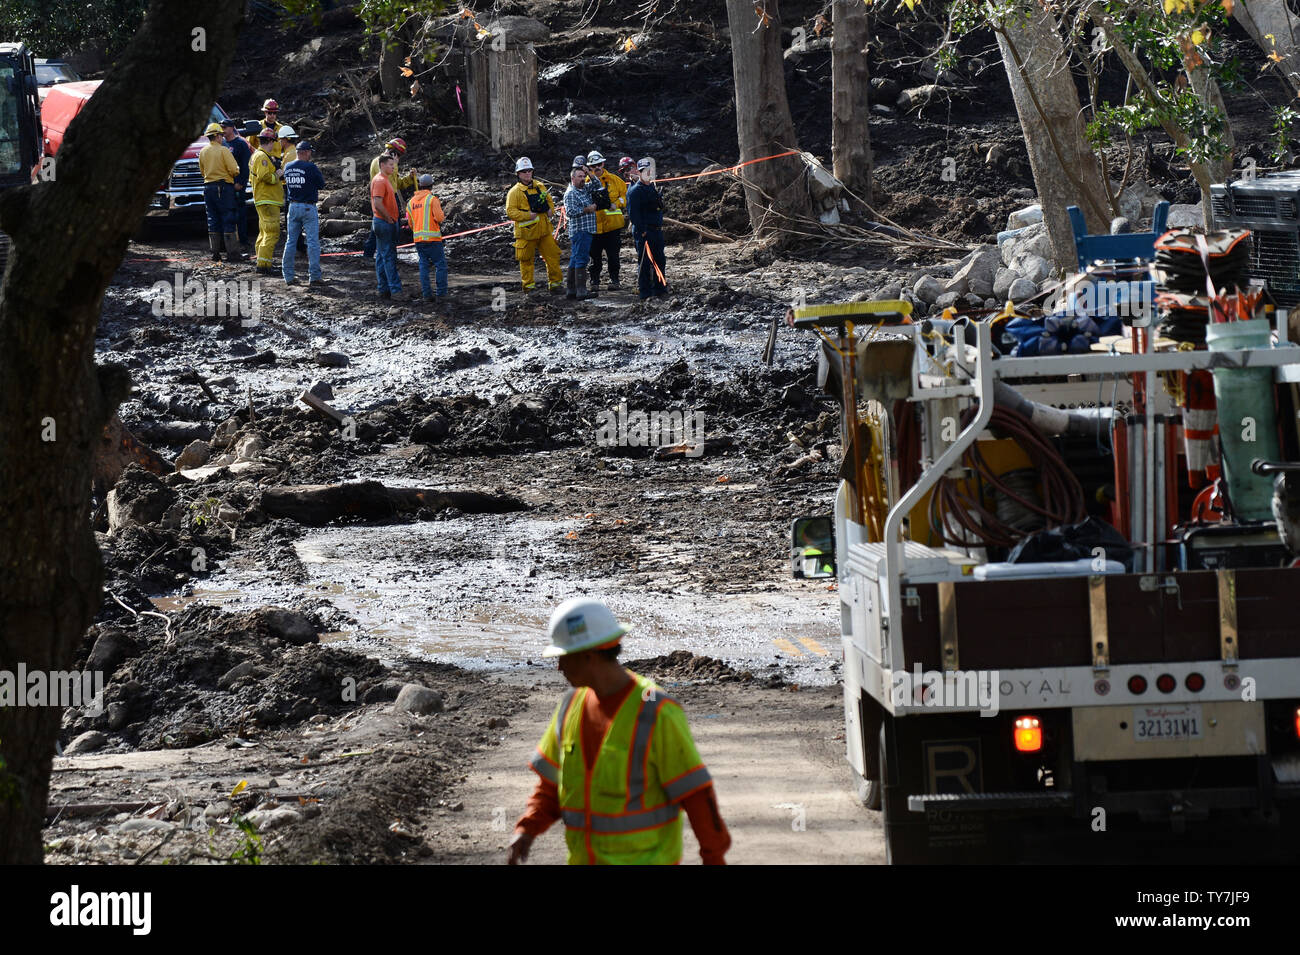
[509,597,731,865]
[504,156,563,294]
[583,149,628,297]
[249,126,290,273]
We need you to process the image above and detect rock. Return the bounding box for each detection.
[1167,202,1204,228]
[65,730,107,755]
[934,291,962,310]
[897,84,937,111]
[410,413,450,444]
[394,684,444,715]
[117,818,173,833]
[218,661,256,690]
[912,275,943,305]
[362,680,403,704]
[306,379,334,401]
[985,144,1008,167]
[1117,179,1161,221]
[321,219,367,237]
[869,283,903,302]
[1110,217,1133,235]
[217,505,241,524]
[106,466,177,534]
[211,417,241,450]
[1017,254,1053,286]
[944,246,999,298]
[1008,278,1039,301]
[312,351,349,368]
[485,15,550,44]
[871,104,894,117]
[1000,221,1052,267]
[175,439,211,471]
[202,801,229,821]
[244,807,303,832]
[87,628,133,674]
[259,608,318,646]
[1007,203,1042,229]
[106,702,130,732]
[234,432,267,462]
[961,292,986,308]
[993,267,1017,300]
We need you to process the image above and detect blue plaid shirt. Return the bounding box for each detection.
[564,183,597,236]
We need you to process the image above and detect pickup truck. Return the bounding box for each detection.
[0,42,42,269]
[790,297,1300,863]
[41,79,252,218]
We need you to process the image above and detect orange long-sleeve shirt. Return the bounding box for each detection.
[516,681,731,864]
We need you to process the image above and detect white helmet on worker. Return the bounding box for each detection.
[515,156,534,172]
[543,597,629,657]
[277,125,297,139]
[586,150,606,165]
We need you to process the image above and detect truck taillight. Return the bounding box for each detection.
[1185,673,1205,692]
[1294,708,1300,740]
[1127,675,1147,695]
[1156,674,1176,693]
[1013,716,1042,752]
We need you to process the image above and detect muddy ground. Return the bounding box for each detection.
[45,0,1291,863]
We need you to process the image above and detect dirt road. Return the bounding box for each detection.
[425,675,883,865]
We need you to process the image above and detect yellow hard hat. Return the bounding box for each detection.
[205,122,223,137]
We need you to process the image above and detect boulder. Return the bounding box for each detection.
[1000,221,1052,268]
[395,684,445,715]
[65,730,107,755]
[1008,278,1039,301]
[897,85,938,111]
[211,416,241,450]
[87,628,134,675]
[313,351,349,368]
[934,291,962,310]
[1016,254,1053,286]
[1110,217,1133,235]
[218,661,256,690]
[306,379,334,402]
[410,413,450,444]
[1007,204,1042,230]
[870,76,900,100]
[912,275,943,305]
[175,439,211,471]
[234,432,267,462]
[244,808,303,832]
[258,607,318,646]
[1116,180,1162,222]
[993,267,1017,300]
[1167,202,1204,228]
[321,219,368,237]
[944,246,999,298]
[106,466,177,534]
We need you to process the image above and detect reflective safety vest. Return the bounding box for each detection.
[529,670,713,865]
[407,189,443,242]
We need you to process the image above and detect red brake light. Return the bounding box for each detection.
[1185,673,1205,692]
[1128,675,1148,695]
[1014,716,1042,752]
[1156,674,1177,693]
[1294,708,1300,740]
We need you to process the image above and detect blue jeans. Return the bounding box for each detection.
[204,181,237,234]
[283,203,321,282]
[415,241,448,297]
[567,230,594,270]
[372,217,401,293]
[635,228,666,298]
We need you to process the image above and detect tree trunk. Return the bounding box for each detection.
[0,0,243,864]
[725,0,813,239]
[831,0,873,206]
[1234,0,1300,97]
[379,31,404,100]
[994,2,1112,272]
[1184,58,1235,227]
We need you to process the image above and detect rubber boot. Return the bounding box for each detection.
[224,233,247,262]
[565,266,577,299]
[575,268,589,301]
[209,233,222,262]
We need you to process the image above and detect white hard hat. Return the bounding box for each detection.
[515,156,533,172]
[277,125,297,139]
[586,150,605,164]
[543,598,629,657]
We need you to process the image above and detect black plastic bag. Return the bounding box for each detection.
[1006,517,1134,571]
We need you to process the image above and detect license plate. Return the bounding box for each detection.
[1133,704,1204,742]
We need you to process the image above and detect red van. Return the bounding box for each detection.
[41,80,251,216]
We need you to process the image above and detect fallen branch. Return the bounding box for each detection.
[663,216,735,243]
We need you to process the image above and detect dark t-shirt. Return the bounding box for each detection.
[225,136,252,188]
[283,160,326,204]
